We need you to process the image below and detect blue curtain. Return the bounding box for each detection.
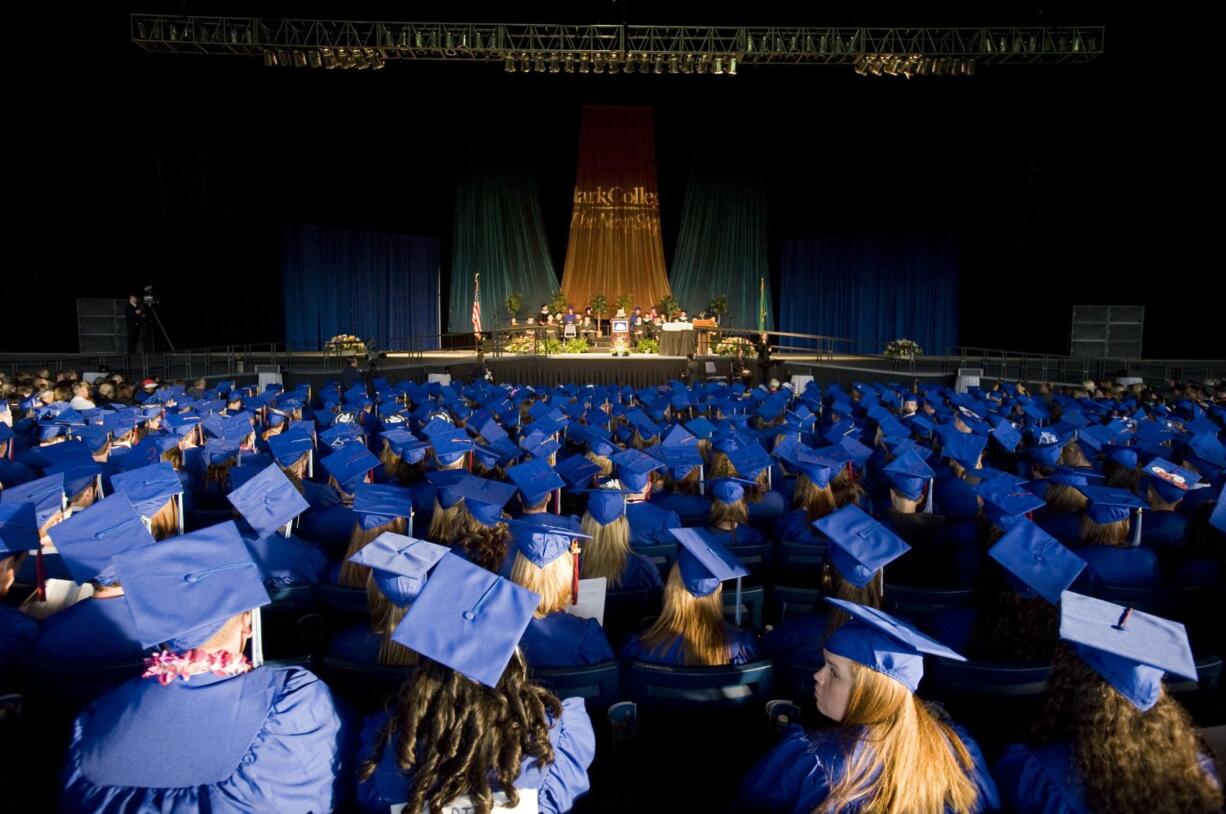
[670,146,773,330]
[778,233,959,354]
[449,138,559,333]
[282,224,440,351]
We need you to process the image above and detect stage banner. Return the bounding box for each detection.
[560,105,672,314]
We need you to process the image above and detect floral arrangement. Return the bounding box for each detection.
[560,338,590,354]
[611,335,631,357]
[884,339,924,358]
[633,337,660,355]
[323,334,367,355]
[505,334,537,354]
[715,336,753,356]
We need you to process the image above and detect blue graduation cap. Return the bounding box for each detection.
[1,473,65,528]
[391,552,539,687]
[883,449,935,506]
[660,444,704,480]
[710,477,756,505]
[940,431,987,470]
[823,598,966,692]
[555,454,601,490]
[1059,590,1197,711]
[319,442,379,490]
[452,476,518,526]
[112,520,271,652]
[977,479,1047,531]
[625,409,662,440]
[794,450,840,490]
[47,493,156,585]
[1142,457,1201,504]
[110,462,183,519]
[347,532,449,607]
[353,483,415,530]
[581,487,637,525]
[814,504,911,589]
[226,464,310,539]
[35,439,93,469]
[431,431,475,466]
[988,520,1086,604]
[728,443,772,479]
[670,527,749,618]
[202,439,241,467]
[0,502,39,555]
[507,519,589,569]
[611,448,664,492]
[1047,466,1105,488]
[507,459,565,507]
[685,418,717,440]
[519,430,561,461]
[319,423,364,449]
[1104,443,1139,470]
[267,431,314,469]
[1077,485,1146,525]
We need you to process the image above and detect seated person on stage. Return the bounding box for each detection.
[356,552,596,814]
[622,528,758,666]
[59,521,349,814]
[995,592,1221,813]
[562,306,577,326]
[509,523,614,669]
[578,487,663,591]
[738,599,999,814]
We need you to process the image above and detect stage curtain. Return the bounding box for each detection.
[669,142,773,330]
[560,105,672,313]
[778,232,959,354]
[281,224,440,351]
[448,138,559,332]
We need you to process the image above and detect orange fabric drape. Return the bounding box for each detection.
[560,106,672,314]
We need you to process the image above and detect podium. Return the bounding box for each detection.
[692,318,717,355]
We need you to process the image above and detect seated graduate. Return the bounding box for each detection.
[508,520,614,668]
[296,441,377,557]
[328,532,448,666]
[225,463,327,589]
[36,493,159,665]
[612,448,683,547]
[356,552,596,814]
[507,457,581,532]
[335,482,414,587]
[738,598,1000,814]
[1139,456,1199,550]
[59,520,349,813]
[879,447,945,544]
[923,519,1082,661]
[995,591,1222,814]
[579,487,663,591]
[777,449,841,545]
[649,426,713,527]
[728,441,789,530]
[1101,442,1141,492]
[0,503,40,676]
[110,460,183,540]
[1072,485,1159,588]
[1035,467,1100,547]
[703,477,768,548]
[763,504,910,669]
[621,527,759,666]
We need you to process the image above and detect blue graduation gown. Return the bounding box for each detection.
[738,721,1000,814]
[704,524,767,549]
[296,504,359,557]
[609,552,664,591]
[760,613,827,669]
[327,624,382,664]
[621,624,759,666]
[649,491,712,527]
[519,612,614,669]
[34,595,150,664]
[1072,545,1160,588]
[779,509,824,546]
[0,604,39,676]
[0,457,36,488]
[356,695,595,814]
[242,531,329,587]
[60,666,349,814]
[1140,509,1188,549]
[995,741,1217,814]
[1037,512,1084,548]
[626,502,681,547]
[747,490,788,529]
[935,475,981,519]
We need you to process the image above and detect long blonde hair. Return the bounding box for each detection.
[365,573,416,666]
[511,550,574,618]
[584,451,614,480]
[1044,482,1088,515]
[338,517,408,586]
[148,498,180,541]
[707,451,736,480]
[427,500,470,546]
[710,496,748,528]
[580,512,630,588]
[1080,515,1130,548]
[822,564,883,640]
[819,660,979,814]
[794,473,838,522]
[638,565,730,666]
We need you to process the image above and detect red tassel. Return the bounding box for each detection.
[571,550,580,605]
[554,488,562,515]
[35,547,47,602]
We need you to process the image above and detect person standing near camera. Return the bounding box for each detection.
[124,294,147,353]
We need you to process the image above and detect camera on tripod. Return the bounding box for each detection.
[142,285,160,307]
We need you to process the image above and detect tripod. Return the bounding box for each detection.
[146,303,176,352]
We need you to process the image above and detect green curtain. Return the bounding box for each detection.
[449,138,558,333]
[669,142,773,330]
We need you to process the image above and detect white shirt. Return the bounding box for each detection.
[69,396,96,410]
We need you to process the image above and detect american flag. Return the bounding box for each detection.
[471,273,483,339]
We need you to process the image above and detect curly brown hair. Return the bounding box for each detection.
[1030,645,1222,814]
[453,525,513,573]
[359,653,562,814]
